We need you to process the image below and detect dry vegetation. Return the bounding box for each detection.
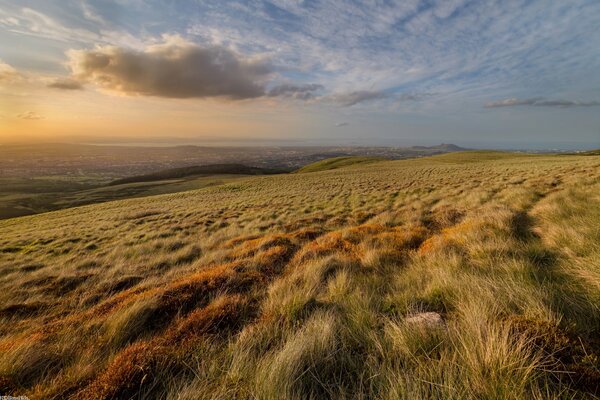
[0,151,599,399]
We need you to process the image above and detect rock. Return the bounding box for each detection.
[405,312,445,329]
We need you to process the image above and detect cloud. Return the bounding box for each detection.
[329,90,389,107]
[485,97,600,108]
[67,35,274,99]
[398,92,435,102]
[0,60,82,91]
[0,6,143,48]
[0,60,19,82]
[335,121,349,127]
[81,1,107,25]
[47,78,84,90]
[1,7,101,44]
[17,111,44,120]
[183,0,600,114]
[267,83,323,100]
[432,0,467,19]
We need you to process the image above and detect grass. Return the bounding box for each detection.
[295,156,386,173]
[0,174,254,220]
[109,163,285,185]
[0,152,599,399]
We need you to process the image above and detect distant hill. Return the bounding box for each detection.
[409,143,468,152]
[110,164,286,186]
[295,156,387,173]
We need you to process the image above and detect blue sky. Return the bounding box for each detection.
[1,0,599,148]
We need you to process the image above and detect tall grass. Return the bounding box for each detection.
[1,153,599,398]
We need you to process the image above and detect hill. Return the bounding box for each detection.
[0,172,271,221]
[0,152,599,399]
[295,156,386,173]
[109,164,285,185]
[410,143,467,152]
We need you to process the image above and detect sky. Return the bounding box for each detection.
[0,0,599,149]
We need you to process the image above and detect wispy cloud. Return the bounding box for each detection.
[485,98,600,108]
[0,60,20,82]
[0,5,144,48]
[17,111,43,120]
[184,0,600,110]
[267,83,323,100]
[329,90,389,107]
[1,7,101,44]
[80,1,106,26]
[47,78,83,90]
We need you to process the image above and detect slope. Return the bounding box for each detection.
[295,156,386,173]
[0,152,599,399]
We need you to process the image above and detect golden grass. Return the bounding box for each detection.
[1,153,599,398]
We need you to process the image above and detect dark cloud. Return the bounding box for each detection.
[47,78,84,90]
[330,90,389,107]
[267,83,323,100]
[17,111,43,120]
[485,97,600,108]
[67,36,274,100]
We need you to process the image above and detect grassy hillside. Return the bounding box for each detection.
[0,174,256,220]
[424,150,534,162]
[296,156,386,173]
[109,164,285,186]
[1,153,599,399]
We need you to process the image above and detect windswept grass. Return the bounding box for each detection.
[0,152,599,399]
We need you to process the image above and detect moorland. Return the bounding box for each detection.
[0,151,599,399]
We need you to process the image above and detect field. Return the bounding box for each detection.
[0,151,599,399]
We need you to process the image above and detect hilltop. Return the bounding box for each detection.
[409,143,467,152]
[0,152,599,399]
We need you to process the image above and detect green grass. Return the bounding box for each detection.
[295,156,387,173]
[0,152,599,399]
